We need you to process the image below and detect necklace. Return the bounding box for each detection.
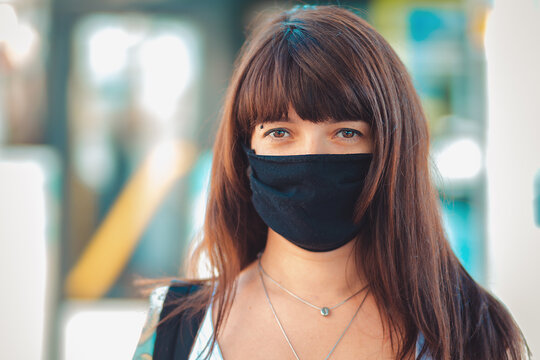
[257,252,369,317]
[258,262,370,360]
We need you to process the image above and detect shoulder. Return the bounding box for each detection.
[132,281,209,360]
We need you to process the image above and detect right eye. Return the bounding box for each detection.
[264,128,290,139]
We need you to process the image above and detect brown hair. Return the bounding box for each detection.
[145,4,530,359]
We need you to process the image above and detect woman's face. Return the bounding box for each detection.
[250,105,373,156]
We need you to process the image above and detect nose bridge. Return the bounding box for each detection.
[302,125,328,154]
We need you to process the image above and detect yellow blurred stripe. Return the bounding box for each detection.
[65,140,198,298]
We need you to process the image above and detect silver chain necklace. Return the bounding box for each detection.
[257,252,369,317]
[257,259,370,360]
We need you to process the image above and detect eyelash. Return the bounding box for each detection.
[263,128,363,141]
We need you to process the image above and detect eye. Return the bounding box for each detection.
[264,128,290,139]
[336,128,362,140]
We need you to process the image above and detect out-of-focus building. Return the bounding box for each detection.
[0,0,538,359]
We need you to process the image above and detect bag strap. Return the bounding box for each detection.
[154,280,207,359]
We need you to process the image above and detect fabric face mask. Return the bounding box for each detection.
[241,143,373,252]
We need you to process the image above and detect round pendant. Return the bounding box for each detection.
[320,307,330,316]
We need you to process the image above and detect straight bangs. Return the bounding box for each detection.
[234,15,376,144]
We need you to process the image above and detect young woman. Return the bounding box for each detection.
[133,5,530,360]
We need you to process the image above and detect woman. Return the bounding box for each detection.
[133,4,530,360]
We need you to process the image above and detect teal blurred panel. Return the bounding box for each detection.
[409,8,466,43]
[410,9,444,42]
[186,149,213,243]
[535,169,540,227]
[408,7,467,100]
[440,198,485,282]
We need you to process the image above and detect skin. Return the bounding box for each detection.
[212,106,412,359]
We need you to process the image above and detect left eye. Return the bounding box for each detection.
[336,129,362,139]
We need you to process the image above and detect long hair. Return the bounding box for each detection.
[151,5,530,359]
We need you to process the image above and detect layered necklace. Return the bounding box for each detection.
[257,253,370,360]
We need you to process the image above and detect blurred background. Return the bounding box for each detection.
[0,0,538,358]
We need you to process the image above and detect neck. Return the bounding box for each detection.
[259,228,368,303]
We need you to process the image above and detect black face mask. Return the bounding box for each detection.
[241,143,373,252]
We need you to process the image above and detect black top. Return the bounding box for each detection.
[153,280,208,360]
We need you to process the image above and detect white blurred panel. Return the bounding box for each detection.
[61,300,148,360]
[0,146,60,359]
[485,0,540,354]
[433,137,483,181]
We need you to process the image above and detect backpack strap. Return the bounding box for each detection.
[154,280,208,359]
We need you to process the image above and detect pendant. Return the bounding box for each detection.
[320,307,330,316]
